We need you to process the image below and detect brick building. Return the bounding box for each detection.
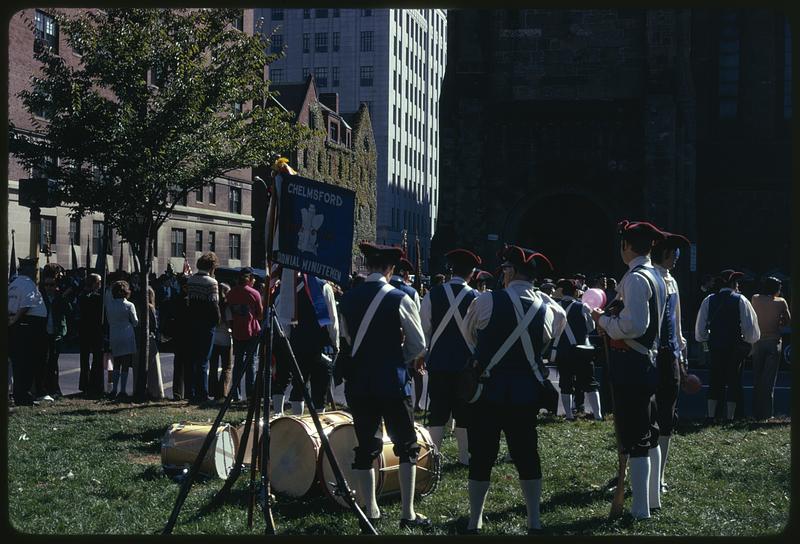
[251,75,378,271]
[432,9,792,308]
[7,9,258,275]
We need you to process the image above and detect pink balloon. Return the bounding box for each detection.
[582,288,607,309]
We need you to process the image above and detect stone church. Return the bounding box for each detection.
[432,9,792,308]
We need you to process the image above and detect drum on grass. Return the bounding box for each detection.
[235,417,265,469]
[269,411,353,498]
[161,422,238,479]
[320,422,441,508]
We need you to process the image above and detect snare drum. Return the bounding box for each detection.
[269,411,353,497]
[161,422,238,479]
[320,422,441,508]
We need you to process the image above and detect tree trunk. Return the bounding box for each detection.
[134,238,151,400]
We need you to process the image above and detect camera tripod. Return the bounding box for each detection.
[162,302,378,535]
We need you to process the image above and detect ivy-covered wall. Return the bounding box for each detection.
[294,102,377,271]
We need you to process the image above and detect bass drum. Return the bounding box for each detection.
[161,422,238,479]
[269,411,353,498]
[319,423,441,508]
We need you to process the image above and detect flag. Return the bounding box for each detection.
[70,236,78,270]
[182,252,192,275]
[9,229,17,281]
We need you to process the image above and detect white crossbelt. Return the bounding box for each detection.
[429,284,474,353]
[350,283,395,357]
[469,291,543,404]
[623,267,666,363]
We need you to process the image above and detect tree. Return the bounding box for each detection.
[10,8,305,400]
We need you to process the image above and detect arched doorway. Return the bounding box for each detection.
[512,194,617,278]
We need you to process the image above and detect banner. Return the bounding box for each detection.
[274,174,355,286]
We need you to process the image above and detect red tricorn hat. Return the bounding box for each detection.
[446,248,482,270]
[395,257,415,273]
[719,269,745,284]
[359,242,403,265]
[654,231,691,252]
[500,245,552,276]
[617,220,666,247]
[475,270,494,282]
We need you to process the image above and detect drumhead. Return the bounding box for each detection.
[270,417,320,497]
[161,423,237,479]
[320,423,379,509]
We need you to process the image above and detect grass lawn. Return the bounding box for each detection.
[6,398,791,536]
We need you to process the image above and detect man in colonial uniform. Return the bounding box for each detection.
[338,243,430,532]
[462,246,566,534]
[694,269,760,421]
[420,249,482,465]
[651,231,690,493]
[552,279,602,421]
[591,221,667,519]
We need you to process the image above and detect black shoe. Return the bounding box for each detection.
[399,513,432,531]
[359,516,380,534]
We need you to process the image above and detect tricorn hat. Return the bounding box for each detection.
[617,220,666,246]
[359,242,403,266]
[500,245,552,276]
[446,248,482,270]
[396,257,415,273]
[719,269,744,284]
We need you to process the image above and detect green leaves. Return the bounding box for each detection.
[11,8,301,248]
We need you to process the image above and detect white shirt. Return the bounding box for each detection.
[598,255,660,341]
[8,275,47,318]
[694,288,761,344]
[463,280,567,348]
[419,275,468,345]
[339,272,426,364]
[654,264,687,353]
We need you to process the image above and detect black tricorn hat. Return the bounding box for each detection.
[475,270,494,282]
[617,220,666,244]
[359,242,403,265]
[446,248,482,270]
[556,278,576,291]
[719,269,745,284]
[653,231,691,252]
[500,245,552,276]
[396,257,414,273]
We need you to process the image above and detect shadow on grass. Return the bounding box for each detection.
[108,426,166,454]
[675,417,791,436]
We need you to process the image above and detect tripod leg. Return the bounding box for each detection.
[247,369,263,529]
[260,315,276,534]
[162,345,251,535]
[210,380,260,506]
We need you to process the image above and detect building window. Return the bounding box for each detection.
[209,183,216,204]
[360,31,374,52]
[333,32,341,52]
[208,231,216,252]
[303,33,310,53]
[785,18,792,120]
[195,230,203,252]
[171,229,186,258]
[302,66,310,79]
[34,10,59,54]
[315,32,328,52]
[271,8,283,21]
[233,102,243,115]
[330,122,339,142]
[360,65,374,87]
[229,186,242,214]
[40,216,56,250]
[314,66,328,87]
[718,11,740,119]
[332,66,340,87]
[229,234,241,260]
[361,9,372,17]
[316,9,328,18]
[92,221,112,255]
[271,34,283,54]
[69,217,80,244]
[233,11,244,31]
[333,9,340,17]
[303,9,310,19]
[271,68,283,83]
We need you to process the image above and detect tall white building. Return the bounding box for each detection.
[254,8,447,268]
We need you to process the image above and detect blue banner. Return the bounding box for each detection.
[275,175,355,286]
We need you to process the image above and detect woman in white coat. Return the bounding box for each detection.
[106,280,139,399]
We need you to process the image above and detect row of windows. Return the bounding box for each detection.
[190,184,241,213]
[290,9,370,19]
[390,207,428,238]
[171,229,240,259]
[38,217,112,256]
[300,66,341,88]
[275,29,375,55]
